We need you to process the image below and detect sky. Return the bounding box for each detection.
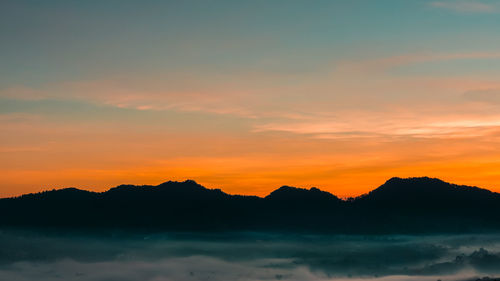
[2,0,500,198]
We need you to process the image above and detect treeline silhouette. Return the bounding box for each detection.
[1,177,500,233]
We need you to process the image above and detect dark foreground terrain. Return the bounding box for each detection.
[1,177,500,233]
[2,177,500,280]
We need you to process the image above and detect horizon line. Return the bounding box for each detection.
[2,176,493,201]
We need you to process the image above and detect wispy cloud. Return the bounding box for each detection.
[430,1,499,13]
[463,88,500,103]
[253,109,500,140]
[3,51,500,143]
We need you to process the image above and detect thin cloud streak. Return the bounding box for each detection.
[3,51,500,117]
[430,0,499,13]
[253,110,500,139]
[335,52,500,74]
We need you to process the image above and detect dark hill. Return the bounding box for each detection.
[1,177,500,233]
[350,177,500,233]
[356,177,500,211]
[266,186,342,202]
[360,177,499,202]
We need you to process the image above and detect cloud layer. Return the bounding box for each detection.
[1,232,500,281]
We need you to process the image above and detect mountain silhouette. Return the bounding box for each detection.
[1,177,500,233]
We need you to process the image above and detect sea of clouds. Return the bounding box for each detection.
[1,230,500,281]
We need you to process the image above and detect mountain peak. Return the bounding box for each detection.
[376,177,451,193]
[266,185,340,202]
[384,176,445,186]
[356,176,499,209]
[156,180,214,195]
[158,179,200,186]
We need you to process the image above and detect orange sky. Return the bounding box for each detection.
[3,122,500,198]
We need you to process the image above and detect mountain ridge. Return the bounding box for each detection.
[1,177,500,234]
[7,176,498,201]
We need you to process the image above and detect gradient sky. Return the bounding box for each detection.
[2,0,500,197]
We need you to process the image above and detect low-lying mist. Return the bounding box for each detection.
[1,230,500,281]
